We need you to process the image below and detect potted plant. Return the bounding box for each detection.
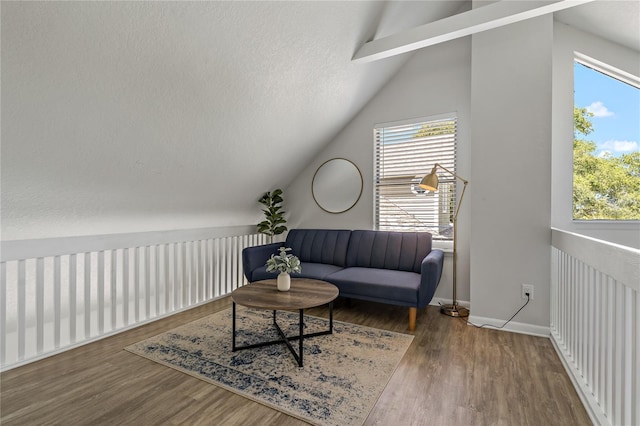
[265,247,301,291]
[257,189,287,243]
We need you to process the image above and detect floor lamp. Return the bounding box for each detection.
[419,163,469,317]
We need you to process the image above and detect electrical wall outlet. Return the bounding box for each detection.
[522,284,534,300]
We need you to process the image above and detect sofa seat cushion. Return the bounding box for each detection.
[248,262,343,282]
[295,262,345,280]
[327,267,421,305]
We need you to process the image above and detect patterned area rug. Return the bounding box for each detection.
[126,307,413,426]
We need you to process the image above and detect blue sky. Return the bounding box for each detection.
[574,62,640,157]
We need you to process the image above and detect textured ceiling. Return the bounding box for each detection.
[1,1,467,239]
[1,1,635,240]
[555,0,640,52]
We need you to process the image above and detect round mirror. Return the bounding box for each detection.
[312,158,363,214]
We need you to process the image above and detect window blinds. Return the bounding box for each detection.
[374,116,457,240]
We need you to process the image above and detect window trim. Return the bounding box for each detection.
[572,52,640,223]
[575,52,640,90]
[373,113,458,250]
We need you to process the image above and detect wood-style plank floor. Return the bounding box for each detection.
[1,297,590,425]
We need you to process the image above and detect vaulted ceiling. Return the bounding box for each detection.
[555,1,640,52]
[1,1,637,240]
[1,1,469,239]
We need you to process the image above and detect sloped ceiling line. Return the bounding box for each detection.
[352,0,595,63]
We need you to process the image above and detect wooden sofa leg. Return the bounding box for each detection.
[408,307,417,331]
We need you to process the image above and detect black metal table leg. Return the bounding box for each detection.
[329,301,333,332]
[299,309,304,367]
[232,302,237,351]
[232,305,334,367]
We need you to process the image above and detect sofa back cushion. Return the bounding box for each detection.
[285,229,352,267]
[346,230,432,273]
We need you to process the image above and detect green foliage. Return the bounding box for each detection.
[574,106,594,136]
[413,120,455,139]
[573,107,640,220]
[265,247,301,274]
[257,188,288,239]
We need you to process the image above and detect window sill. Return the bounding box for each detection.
[433,241,453,254]
[572,220,640,227]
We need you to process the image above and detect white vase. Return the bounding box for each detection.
[277,272,290,291]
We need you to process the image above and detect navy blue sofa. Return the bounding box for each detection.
[242,229,444,331]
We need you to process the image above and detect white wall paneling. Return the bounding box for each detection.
[0,226,268,371]
[551,228,640,426]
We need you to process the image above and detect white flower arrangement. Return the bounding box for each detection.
[265,247,302,274]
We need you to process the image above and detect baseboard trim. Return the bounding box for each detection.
[429,297,470,309]
[429,299,549,337]
[550,332,609,426]
[466,314,550,337]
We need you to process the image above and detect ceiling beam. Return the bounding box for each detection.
[352,0,595,63]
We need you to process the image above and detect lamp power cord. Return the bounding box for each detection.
[455,293,531,330]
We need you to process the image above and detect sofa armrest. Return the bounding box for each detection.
[242,242,283,282]
[418,249,445,308]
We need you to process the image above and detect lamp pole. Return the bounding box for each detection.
[419,163,469,317]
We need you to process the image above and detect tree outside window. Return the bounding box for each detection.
[573,59,640,220]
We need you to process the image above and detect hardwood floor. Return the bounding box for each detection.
[1,297,590,425]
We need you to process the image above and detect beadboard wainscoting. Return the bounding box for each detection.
[551,228,640,426]
[0,226,273,371]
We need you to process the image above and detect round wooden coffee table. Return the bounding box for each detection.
[231,278,339,367]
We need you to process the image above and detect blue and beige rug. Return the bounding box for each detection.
[125,307,413,426]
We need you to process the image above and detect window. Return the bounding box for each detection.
[374,114,457,241]
[573,54,640,221]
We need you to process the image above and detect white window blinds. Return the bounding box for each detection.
[374,115,457,240]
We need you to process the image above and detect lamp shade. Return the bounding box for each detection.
[419,167,439,191]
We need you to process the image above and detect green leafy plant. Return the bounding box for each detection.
[265,247,302,274]
[257,189,287,242]
[573,106,640,220]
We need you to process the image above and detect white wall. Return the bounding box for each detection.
[469,15,553,330]
[552,22,640,249]
[284,14,637,332]
[285,37,472,304]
